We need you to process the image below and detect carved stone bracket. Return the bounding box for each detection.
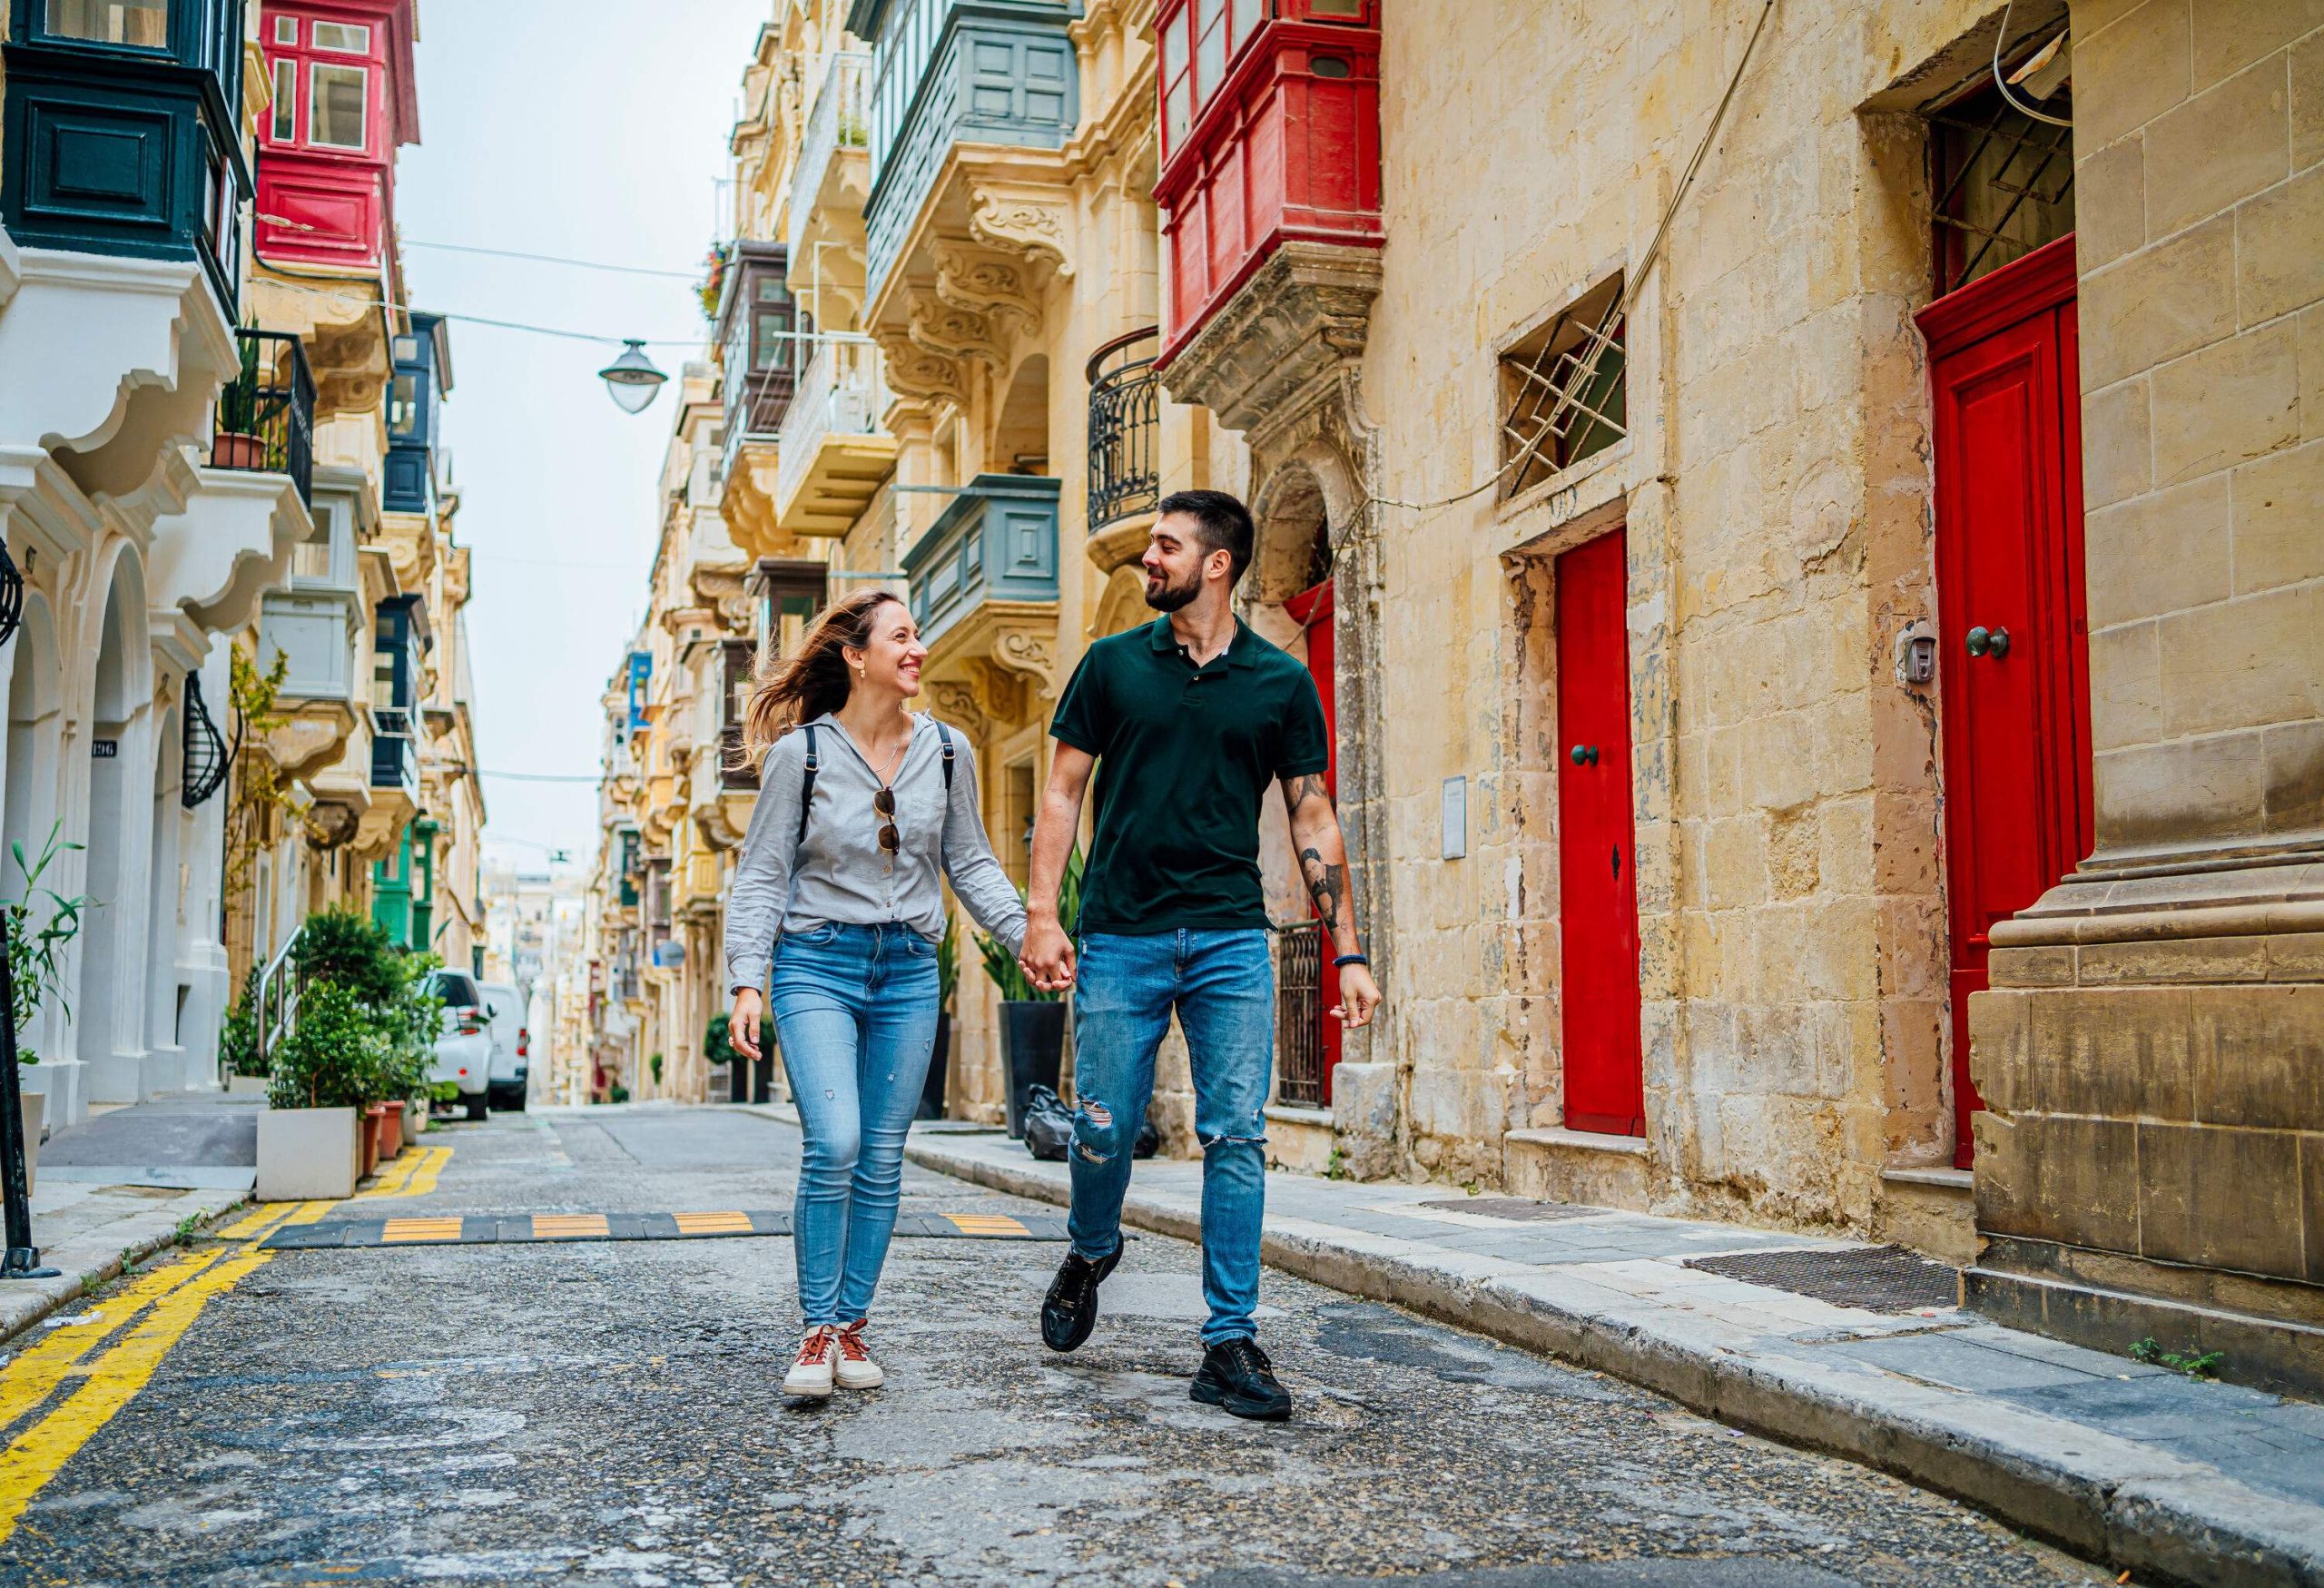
[935,243,1042,334]
[907,296,1006,370]
[969,186,1073,280]
[925,679,989,737]
[874,330,968,407]
[1158,240,1382,439]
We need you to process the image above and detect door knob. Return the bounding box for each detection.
[1965,625,2011,659]
[1570,745,1600,766]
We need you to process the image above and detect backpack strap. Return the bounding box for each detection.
[795,724,820,845]
[936,721,955,796]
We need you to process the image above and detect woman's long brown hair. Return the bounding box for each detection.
[739,588,902,762]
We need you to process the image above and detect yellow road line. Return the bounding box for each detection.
[0,1241,280,1541]
[0,1253,225,1433]
[529,1213,608,1239]
[350,1144,451,1201]
[673,1211,753,1235]
[401,1146,451,1198]
[350,1151,421,1200]
[378,1217,464,1244]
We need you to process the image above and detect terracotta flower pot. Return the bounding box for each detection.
[358,1106,382,1179]
[374,1100,405,1164]
[212,431,266,469]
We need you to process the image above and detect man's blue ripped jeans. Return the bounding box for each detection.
[1066,928,1273,1346]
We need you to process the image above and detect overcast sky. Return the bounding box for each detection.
[395,0,768,878]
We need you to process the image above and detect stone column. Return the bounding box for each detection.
[1967,0,2324,1394]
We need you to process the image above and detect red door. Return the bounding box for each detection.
[1916,236,2093,1168]
[1555,529,1644,1136]
[1285,577,1341,1098]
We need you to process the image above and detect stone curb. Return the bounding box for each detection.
[0,1189,251,1351]
[902,1139,2324,1588]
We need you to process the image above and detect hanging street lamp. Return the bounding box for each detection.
[597,339,668,413]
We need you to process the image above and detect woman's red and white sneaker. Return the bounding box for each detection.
[783,1327,838,1398]
[833,1320,884,1390]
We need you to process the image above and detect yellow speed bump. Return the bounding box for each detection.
[673,1211,753,1235]
[944,1213,1028,1236]
[529,1213,611,1240]
[379,1218,465,1245]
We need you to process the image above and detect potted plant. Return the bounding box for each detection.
[919,913,957,1120]
[977,850,1081,1139]
[5,824,94,1134]
[218,968,271,1095]
[258,981,380,1199]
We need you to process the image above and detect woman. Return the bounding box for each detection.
[724,589,1027,1399]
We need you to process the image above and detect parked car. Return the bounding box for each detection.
[478,981,528,1111]
[428,969,493,1121]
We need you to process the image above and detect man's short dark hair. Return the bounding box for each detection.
[1157,489,1255,586]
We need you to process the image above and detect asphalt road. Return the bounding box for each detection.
[3,1107,2110,1588]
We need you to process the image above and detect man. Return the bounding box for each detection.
[1019,488,1381,1422]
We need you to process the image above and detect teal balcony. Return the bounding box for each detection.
[902,473,1059,657]
[849,0,1078,307]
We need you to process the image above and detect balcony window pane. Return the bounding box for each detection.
[1160,12,1186,83]
[388,373,421,439]
[273,16,297,44]
[1196,0,1226,97]
[45,0,168,47]
[1166,74,1191,153]
[271,57,297,142]
[310,63,368,150]
[312,20,370,53]
[753,311,792,370]
[1230,0,1262,51]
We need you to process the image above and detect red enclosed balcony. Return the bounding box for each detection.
[1153,0,1382,368]
[254,0,418,271]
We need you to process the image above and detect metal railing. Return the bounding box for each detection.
[787,49,872,261]
[1274,919,1326,1107]
[1086,327,1159,531]
[212,329,314,507]
[776,337,881,511]
[254,923,304,1070]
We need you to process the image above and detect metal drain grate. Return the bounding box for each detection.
[1684,1244,1961,1314]
[1414,1197,1600,1223]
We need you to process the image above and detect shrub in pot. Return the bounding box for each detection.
[259,981,382,1199]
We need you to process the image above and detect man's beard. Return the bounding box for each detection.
[1143,567,1199,611]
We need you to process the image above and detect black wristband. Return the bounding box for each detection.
[1332,953,1368,969]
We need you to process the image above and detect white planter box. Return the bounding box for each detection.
[16,1090,43,1194]
[256,1107,359,1201]
[226,1075,270,1098]
[16,1059,86,1129]
[401,1105,424,1146]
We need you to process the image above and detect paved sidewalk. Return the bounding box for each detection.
[1,1090,261,1346]
[905,1128,2324,1588]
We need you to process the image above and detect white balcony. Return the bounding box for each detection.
[787,50,872,264]
[773,337,896,538]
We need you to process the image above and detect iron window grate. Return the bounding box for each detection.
[1685,1243,1961,1314]
[1499,274,1627,500]
[1931,82,2075,297]
[181,670,229,809]
[1275,919,1325,1107]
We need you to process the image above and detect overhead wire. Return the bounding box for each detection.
[401,239,702,280]
[1354,0,1780,527]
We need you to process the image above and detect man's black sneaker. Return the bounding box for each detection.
[1040,1247,1121,1353]
[1190,1336,1292,1421]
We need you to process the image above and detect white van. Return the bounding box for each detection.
[428,970,493,1121]
[478,981,528,1110]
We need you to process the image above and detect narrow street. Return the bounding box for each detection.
[4,1110,2104,1588]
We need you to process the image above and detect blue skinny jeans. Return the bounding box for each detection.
[769,921,939,1328]
[1066,928,1274,1346]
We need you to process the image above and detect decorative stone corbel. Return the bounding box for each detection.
[969,188,1073,280]
[874,330,967,407]
[935,243,1043,336]
[925,679,989,738]
[907,297,1006,370]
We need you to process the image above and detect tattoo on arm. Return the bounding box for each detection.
[1283,773,1334,815]
[1299,844,1348,927]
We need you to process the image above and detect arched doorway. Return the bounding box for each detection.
[1247,467,1341,1107]
[3,595,63,1058]
[79,559,151,1076]
[146,702,184,1061]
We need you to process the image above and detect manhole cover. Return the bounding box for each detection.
[1684,1244,1960,1314]
[1413,1197,1599,1223]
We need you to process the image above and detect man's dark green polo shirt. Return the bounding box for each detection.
[1050,615,1329,935]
